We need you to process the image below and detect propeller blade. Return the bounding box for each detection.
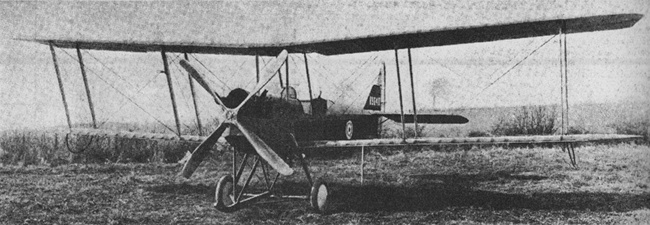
[234,50,288,111]
[179,59,226,108]
[234,121,294,176]
[180,123,228,178]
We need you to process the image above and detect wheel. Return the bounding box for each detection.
[310,179,330,213]
[214,175,238,212]
[345,120,354,140]
[64,133,94,153]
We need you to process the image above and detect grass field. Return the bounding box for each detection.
[1,143,649,224]
[1,101,648,224]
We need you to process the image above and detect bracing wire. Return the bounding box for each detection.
[81,50,172,113]
[84,51,139,90]
[307,54,363,103]
[58,49,177,133]
[331,54,379,105]
[171,63,194,116]
[447,34,558,110]
[477,34,557,94]
[189,54,231,90]
[308,53,379,105]
[168,54,196,111]
[87,50,179,122]
[341,71,380,114]
[337,54,379,86]
[420,36,542,111]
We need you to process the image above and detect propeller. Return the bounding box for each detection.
[179,59,226,109]
[179,122,227,178]
[179,50,294,178]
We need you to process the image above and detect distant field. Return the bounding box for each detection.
[1,143,649,224]
[418,101,649,137]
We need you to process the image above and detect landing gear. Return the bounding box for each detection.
[310,179,329,213]
[345,120,354,140]
[214,175,237,212]
[64,133,95,153]
[210,152,275,213]
[210,147,331,214]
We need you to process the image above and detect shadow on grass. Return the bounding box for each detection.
[147,183,214,196]
[328,177,650,213]
[143,174,649,215]
[409,172,549,183]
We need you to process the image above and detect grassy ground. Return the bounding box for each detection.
[1,143,649,224]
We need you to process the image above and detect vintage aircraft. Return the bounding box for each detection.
[13,5,644,213]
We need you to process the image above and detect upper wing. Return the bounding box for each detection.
[301,134,642,148]
[20,13,642,56]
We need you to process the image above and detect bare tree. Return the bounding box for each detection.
[428,77,449,110]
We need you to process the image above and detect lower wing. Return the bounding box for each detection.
[301,134,641,148]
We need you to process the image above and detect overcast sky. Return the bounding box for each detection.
[1,0,648,131]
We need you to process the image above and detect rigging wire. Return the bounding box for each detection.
[341,71,380,114]
[84,50,177,121]
[184,53,228,107]
[168,53,197,111]
[84,51,139,90]
[171,61,194,116]
[337,54,379,86]
[477,34,558,95]
[308,53,379,105]
[58,48,177,133]
[306,56,343,100]
[424,36,542,111]
[231,59,251,89]
[81,50,170,111]
[331,54,379,105]
[189,54,230,90]
[441,38,537,111]
[307,54,368,106]
[448,34,558,110]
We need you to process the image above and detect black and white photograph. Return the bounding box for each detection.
[1,1,648,224]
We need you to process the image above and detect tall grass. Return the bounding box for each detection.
[0,129,61,166]
[0,123,215,166]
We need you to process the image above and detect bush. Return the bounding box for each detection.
[467,130,491,137]
[381,124,425,138]
[566,126,590,135]
[492,105,557,136]
[608,119,649,143]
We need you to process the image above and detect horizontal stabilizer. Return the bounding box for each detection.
[379,114,469,124]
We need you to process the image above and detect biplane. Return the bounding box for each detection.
[10,3,644,213]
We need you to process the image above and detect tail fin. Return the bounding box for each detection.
[364,67,383,111]
[364,84,382,111]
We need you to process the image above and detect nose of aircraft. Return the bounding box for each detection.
[222,88,249,109]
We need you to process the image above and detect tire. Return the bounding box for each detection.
[345,120,354,140]
[214,175,238,212]
[310,179,330,213]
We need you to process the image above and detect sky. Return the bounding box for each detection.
[0,0,649,131]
